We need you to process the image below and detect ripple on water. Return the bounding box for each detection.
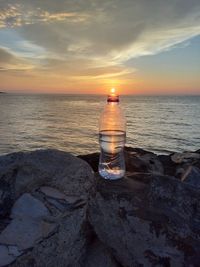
[0,94,199,155]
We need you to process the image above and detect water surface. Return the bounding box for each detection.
[0,94,199,155]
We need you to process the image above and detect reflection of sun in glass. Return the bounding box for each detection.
[110,135,115,153]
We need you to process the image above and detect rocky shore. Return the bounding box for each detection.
[0,147,200,267]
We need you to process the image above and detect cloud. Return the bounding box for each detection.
[27,56,134,81]
[0,47,35,71]
[0,4,21,28]
[0,2,90,28]
[9,0,199,59]
[0,0,199,86]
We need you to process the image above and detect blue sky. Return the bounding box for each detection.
[124,36,200,94]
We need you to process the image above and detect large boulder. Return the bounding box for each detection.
[0,149,94,267]
[0,148,200,267]
[89,173,200,267]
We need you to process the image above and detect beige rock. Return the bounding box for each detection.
[171,152,200,164]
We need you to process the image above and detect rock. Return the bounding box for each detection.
[89,173,200,267]
[171,152,200,164]
[0,179,14,219]
[0,149,93,198]
[194,154,200,170]
[125,146,154,156]
[123,147,164,174]
[0,148,200,267]
[158,154,177,176]
[0,212,55,251]
[0,245,16,267]
[79,146,164,175]
[11,193,49,219]
[0,191,57,258]
[0,245,22,266]
[40,186,68,201]
[0,149,94,267]
[40,186,80,204]
[45,197,69,212]
[0,193,54,251]
[84,238,120,267]
[78,153,99,172]
[11,207,90,267]
[181,166,200,188]
[8,246,22,257]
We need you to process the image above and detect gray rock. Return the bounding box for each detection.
[11,193,49,219]
[1,148,200,267]
[40,186,69,201]
[0,149,94,198]
[79,147,165,175]
[0,193,53,251]
[124,147,164,174]
[84,239,120,267]
[7,246,22,257]
[11,207,89,267]
[181,166,200,188]
[45,198,68,212]
[0,150,94,267]
[158,154,177,176]
[0,245,16,267]
[140,153,164,174]
[89,174,200,267]
[40,186,80,204]
[0,178,14,219]
[0,215,55,250]
[171,152,200,164]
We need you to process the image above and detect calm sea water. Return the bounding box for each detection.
[0,94,199,155]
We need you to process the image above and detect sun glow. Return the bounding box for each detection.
[110,88,118,96]
[111,88,116,94]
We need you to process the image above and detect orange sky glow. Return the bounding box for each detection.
[0,0,199,95]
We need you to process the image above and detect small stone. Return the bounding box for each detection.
[0,245,16,266]
[46,197,86,212]
[11,193,49,219]
[171,152,200,164]
[40,186,67,200]
[40,186,80,204]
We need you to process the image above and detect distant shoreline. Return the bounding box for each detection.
[0,92,200,97]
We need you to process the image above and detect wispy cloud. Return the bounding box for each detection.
[0,0,199,92]
[0,47,36,71]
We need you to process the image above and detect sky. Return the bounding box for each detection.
[0,0,200,95]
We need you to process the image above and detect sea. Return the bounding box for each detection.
[0,94,199,156]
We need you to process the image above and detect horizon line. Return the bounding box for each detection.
[1,91,200,97]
